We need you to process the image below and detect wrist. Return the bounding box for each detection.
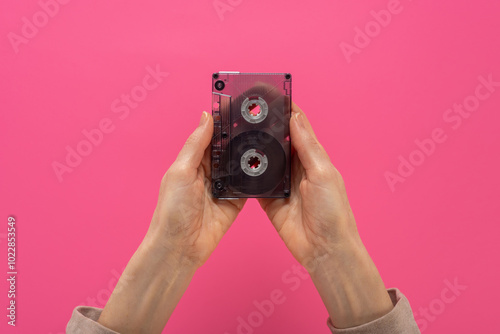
[307,238,394,329]
[98,237,197,334]
[141,228,200,273]
[308,232,360,269]
[140,234,198,271]
[300,230,365,275]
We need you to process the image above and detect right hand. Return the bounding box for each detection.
[258,103,394,328]
[258,102,361,268]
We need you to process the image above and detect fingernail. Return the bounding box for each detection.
[199,111,208,126]
[294,113,305,129]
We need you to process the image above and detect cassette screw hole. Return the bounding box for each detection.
[222,132,228,139]
[285,73,291,79]
[214,180,224,191]
[248,156,260,170]
[215,80,225,91]
[213,73,219,79]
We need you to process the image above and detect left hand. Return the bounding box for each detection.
[145,111,247,268]
[98,111,247,334]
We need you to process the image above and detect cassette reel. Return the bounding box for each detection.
[211,72,292,198]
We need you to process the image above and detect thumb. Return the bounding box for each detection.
[175,111,213,169]
[290,108,330,172]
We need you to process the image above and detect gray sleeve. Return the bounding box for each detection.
[66,288,420,333]
[66,306,119,334]
[328,288,421,334]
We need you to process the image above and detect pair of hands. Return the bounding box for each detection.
[98,103,393,334]
[148,102,356,270]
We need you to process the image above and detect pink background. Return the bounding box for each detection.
[1,0,499,333]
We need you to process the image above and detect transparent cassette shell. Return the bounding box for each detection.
[211,72,292,198]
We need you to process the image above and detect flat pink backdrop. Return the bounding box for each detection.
[1,0,499,333]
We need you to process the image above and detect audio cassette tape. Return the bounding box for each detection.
[211,72,292,198]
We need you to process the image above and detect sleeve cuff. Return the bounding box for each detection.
[327,288,420,334]
[66,306,120,334]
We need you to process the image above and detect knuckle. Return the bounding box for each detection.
[184,132,200,147]
[299,178,308,194]
[160,172,170,188]
[306,136,321,151]
[332,167,345,187]
[315,164,334,179]
[162,166,181,185]
[311,164,344,187]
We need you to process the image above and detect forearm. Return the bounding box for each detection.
[97,238,196,334]
[308,238,394,329]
